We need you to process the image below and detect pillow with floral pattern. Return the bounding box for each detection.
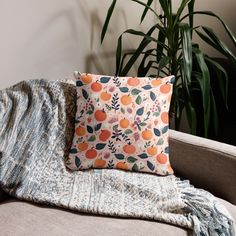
[66,72,175,175]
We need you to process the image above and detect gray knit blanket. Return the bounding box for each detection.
[0,79,234,236]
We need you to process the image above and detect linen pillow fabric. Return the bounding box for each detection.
[66,72,175,175]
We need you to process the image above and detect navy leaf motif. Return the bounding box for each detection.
[119,87,129,93]
[70,148,77,154]
[95,143,106,150]
[95,123,102,131]
[150,91,156,101]
[147,161,155,171]
[162,125,169,134]
[76,80,83,87]
[75,156,81,168]
[142,85,152,90]
[87,125,93,133]
[114,154,125,160]
[136,107,144,116]
[154,128,161,136]
[164,146,169,154]
[100,77,111,83]
[82,89,89,99]
[138,153,148,159]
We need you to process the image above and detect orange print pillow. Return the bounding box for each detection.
[66,72,175,175]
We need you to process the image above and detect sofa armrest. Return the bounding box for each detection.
[169,129,236,205]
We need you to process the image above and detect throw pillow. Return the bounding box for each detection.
[66,72,174,175]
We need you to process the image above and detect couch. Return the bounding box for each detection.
[0,130,235,236]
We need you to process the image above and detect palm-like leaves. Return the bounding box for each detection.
[101,0,236,137]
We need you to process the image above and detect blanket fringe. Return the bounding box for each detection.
[177,178,235,236]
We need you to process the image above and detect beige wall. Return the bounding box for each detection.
[0,0,235,89]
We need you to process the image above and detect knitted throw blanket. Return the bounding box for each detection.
[0,80,234,236]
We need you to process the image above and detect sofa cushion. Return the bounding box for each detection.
[0,198,235,236]
[0,199,189,236]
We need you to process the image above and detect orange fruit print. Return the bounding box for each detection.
[123,144,136,154]
[85,149,97,159]
[81,74,92,84]
[120,118,130,128]
[75,126,86,136]
[141,129,153,140]
[67,73,175,176]
[99,130,111,141]
[77,142,88,151]
[127,77,140,86]
[94,109,107,121]
[120,95,132,105]
[91,81,102,92]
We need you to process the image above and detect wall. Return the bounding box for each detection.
[0,0,235,89]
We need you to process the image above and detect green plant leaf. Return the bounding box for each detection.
[197,27,236,64]
[179,23,192,84]
[101,0,117,43]
[124,129,133,135]
[70,148,77,154]
[205,57,228,107]
[193,47,210,137]
[140,0,154,23]
[181,11,236,47]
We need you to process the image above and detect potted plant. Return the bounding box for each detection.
[101,0,236,138]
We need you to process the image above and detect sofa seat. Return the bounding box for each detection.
[0,198,235,236]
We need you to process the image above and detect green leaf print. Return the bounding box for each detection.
[132,163,139,172]
[135,95,142,105]
[157,138,164,145]
[131,88,141,95]
[162,125,169,134]
[88,135,96,142]
[127,156,137,163]
[121,107,125,114]
[124,129,133,135]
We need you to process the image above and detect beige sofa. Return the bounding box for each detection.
[0,130,236,236]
